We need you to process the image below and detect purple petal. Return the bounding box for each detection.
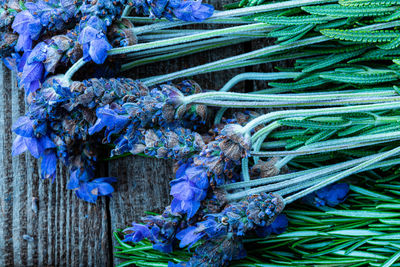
[12,135,28,156]
[13,116,34,137]
[89,37,112,64]
[41,150,57,180]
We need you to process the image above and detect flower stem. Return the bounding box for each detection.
[283,146,400,204]
[124,16,250,25]
[184,90,400,104]
[108,23,275,56]
[226,153,379,201]
[241,102,400,136]
[142,21,400,85]
[121,37,254,71]
[223,156,400,191]
[64,58,86,82]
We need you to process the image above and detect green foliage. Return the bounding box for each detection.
[320,68,400,84]
[339,0,400,7]
[302,4,397,17]
[321,29,400,43]
[279,118,352,130]
[256,15,332,25]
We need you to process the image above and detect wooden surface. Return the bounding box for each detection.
[0,1,273,265]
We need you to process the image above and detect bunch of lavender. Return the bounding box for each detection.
[115,182,354,266]
[12,76,208,202]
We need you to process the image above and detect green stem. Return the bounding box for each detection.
[276,158,400,197]
[272,131,400,168]
[226,153,380,201]
[184,90,400,104]
[64,58,86,82]
[108,23,275,56]
[219,72,302,92]
[142,21,400,85]
[283,146,400,204]
[143,36,328,85]
[192,96,400,108]
[124,16,250,24]
[124,37,243,59]
[223,156,400,191]
[242,102,400,135]
[121,38,254,71]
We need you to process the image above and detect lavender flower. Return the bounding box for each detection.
[170,162,209,218]
[78,0,128,26]
[171,0,214,22]
[12,77,207,202]
[123,208,184,253]
[131,0,214,22]
[78,16,112,64]
[255,214,288,238]
[176,193,285,266]
[25,0,78,32]
[11,10,42,51]
[89,104,130,141]
[20,42,48,94]
[302,183,350,207]
[75,177,117,203]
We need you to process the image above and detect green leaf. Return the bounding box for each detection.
[339,0,400,6]
[326,210,400,218]
[350,185,395,200]
[303,4,397,17]
[345,237,373,255]
[380,219,400,225]
[328,230,384,236]
[333,250,387,259]
[375,233,400,240]
[383,251,400,267]
[256,15,332,25]
[114,232,134,249]
[278,231,327,238]
[321,29,399,43]
[377,204,400,209]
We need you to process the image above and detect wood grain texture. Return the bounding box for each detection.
[0,64,111,267]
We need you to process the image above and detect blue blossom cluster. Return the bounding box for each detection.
[169,122,251,219]
[1,0,214,96]
[124,192,285,266]
[131,0,214,22]
[12,76,208,202]
[123,207,186,253]
[302,183,350,207]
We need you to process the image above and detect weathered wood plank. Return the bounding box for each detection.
[0,63,112,267]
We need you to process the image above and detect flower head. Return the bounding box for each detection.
[12,10,42,51]
[123,208,184,253]
[171,0,214,22]
[75,177,117,203]
[303,183,350,207]
[255,214,288,237]
[170,164,209,218]
[88,104,130,141]
[78,17,112,64]
[218,124,251,162]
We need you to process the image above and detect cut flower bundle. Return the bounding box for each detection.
[3,0,400,266]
